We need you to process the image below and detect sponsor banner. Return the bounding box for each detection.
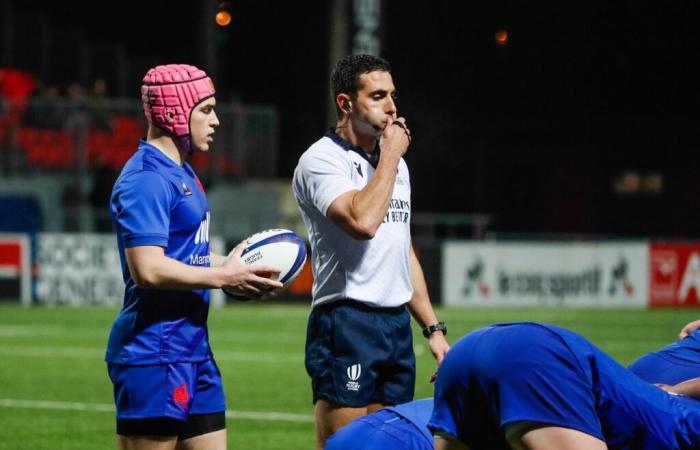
[650,243,700,307]
[442,241,648,308]
[0,233,31,305]
[35,233,224,307]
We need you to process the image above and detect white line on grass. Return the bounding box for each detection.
[0,399,314,423]
[0,325,65,337]
[0,346,304,364]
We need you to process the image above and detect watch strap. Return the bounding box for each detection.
[422,321,447,338]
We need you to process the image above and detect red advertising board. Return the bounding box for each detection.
[0,234,31,305]
[650,243,700,307]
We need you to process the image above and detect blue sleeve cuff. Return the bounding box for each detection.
[124,234,169,248]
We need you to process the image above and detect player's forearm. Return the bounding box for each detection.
[406,246,439,327]
[408,247,450,364]
[668,377,700,398]
[348,154,401,237]
[408,294,439,329]
[127,248,226,290]
[209,251,227,267]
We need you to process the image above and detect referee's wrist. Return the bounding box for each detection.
[422,321,447,338]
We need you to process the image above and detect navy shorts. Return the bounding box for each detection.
[305,300,416,407]
[108,358,226,436]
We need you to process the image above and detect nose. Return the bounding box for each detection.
[385,97,397,117]
[211,111,220,128]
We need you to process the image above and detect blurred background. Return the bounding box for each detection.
[3,2,700,449]
[1,0,700,307]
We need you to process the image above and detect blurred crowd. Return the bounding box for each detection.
[0,68,128,232]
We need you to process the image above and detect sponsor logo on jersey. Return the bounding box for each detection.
[194,212,210,244]
[381,198,411,224]
[189,254,211,266]
[173,383,189,408]
[353,161,363,177]
[346,363,361,391]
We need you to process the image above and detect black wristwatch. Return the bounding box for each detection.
[422,321,447,338]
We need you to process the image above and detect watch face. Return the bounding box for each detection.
[423,322,446,338]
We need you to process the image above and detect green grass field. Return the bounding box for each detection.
[0,303,698,449]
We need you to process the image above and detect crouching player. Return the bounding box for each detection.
[326,320,700,450]
[429,322,700,450]
[325,398,433,450]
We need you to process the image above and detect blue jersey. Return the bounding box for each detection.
[385,398,434,444]
[629,329,700,385]
[429,322,700,450]
[105,140,213,365]
[325,399,433,450]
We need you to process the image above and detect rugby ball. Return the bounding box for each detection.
[223,228,307,301]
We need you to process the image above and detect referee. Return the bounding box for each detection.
[292,54,450,449]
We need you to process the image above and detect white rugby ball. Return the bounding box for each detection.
[223,228,307,301]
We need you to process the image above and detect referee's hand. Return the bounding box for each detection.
[379,116,410,160]
[428,332,450,383]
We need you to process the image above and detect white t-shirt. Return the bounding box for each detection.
[292,131,414,308]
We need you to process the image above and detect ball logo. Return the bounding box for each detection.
[346,363,361,392]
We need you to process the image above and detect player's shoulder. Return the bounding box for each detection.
[296,135,350,172]
[113,158,174,197]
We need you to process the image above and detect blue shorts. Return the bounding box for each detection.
[108,358,226,422]
[325,408,432,450]
[305,300,415,407]
[429,323,700,449]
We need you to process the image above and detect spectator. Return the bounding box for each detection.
[87,77,113,131]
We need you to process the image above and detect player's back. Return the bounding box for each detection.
[430,322,700,450]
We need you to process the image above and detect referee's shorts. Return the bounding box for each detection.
[305,299,416,407]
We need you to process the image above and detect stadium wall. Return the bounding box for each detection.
[442,241,700,308]
[3,234,700,308]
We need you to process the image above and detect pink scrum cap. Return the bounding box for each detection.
[140,64,215,152]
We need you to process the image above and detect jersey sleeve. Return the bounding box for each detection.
[294,149,356,216]
[112,170,173,248]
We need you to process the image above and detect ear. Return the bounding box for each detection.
[336,94,352,113]
[164,108,175,123]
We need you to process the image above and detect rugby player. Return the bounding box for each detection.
[106,64,281,450]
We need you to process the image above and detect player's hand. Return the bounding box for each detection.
[428,332,450,383]
[679,319,700,339]
[221,241,282,297]
[379,116,410,161]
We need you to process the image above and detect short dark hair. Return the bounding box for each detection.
[330,54,392,106]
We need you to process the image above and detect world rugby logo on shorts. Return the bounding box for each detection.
[346,364,361,391]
